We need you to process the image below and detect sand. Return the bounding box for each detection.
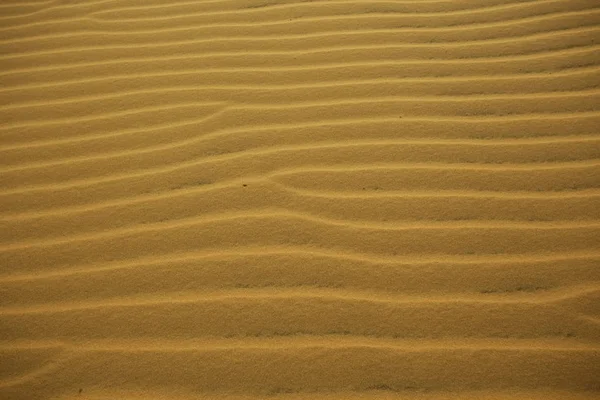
[0,0,599,399]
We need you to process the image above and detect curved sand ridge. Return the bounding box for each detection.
[0,0,599,399]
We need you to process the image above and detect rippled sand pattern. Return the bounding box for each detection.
[1,0,599,399]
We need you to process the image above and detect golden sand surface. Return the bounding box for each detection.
[0,0,599,399]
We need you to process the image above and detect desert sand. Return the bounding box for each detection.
[0,0,599,399]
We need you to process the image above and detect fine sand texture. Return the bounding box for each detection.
[1,0,600,399]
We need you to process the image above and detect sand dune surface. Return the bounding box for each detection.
[1,0,599,399]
